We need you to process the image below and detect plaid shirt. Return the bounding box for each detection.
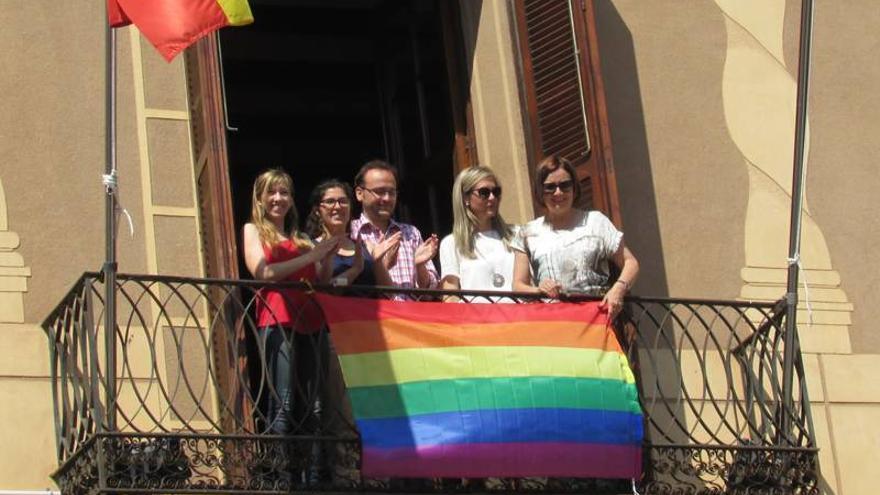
[351,213,439,289]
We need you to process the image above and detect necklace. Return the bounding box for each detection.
[476,231,506,288]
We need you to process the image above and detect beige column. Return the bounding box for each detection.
[459,0,534,224]
[0,180,30,323]
[713,1,868,493]
[0,179,56,488]
[713,0,852,353]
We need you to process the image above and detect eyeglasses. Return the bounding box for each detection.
[361,187,398,198]
[319,198,351,207]
[542,179,574,194]
[470,186,502,200]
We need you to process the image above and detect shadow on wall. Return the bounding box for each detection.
[593,2,669,298]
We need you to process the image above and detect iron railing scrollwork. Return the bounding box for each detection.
[43,272,819,494]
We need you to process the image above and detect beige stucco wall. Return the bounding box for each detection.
[595,1,748,299]
[800,2,880,493]
[807,1,880,355]
[589,1,880,493]
[0,1,203,488]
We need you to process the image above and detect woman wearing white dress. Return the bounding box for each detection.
[440,166,516,299]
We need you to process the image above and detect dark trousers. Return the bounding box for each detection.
[262,326,338,484]
[262,326,330,435]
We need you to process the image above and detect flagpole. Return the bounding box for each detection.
[103,9,118,433]
[781,0,814,441]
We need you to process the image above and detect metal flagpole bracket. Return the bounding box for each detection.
[101,171,135,237]
[102,171,118,194]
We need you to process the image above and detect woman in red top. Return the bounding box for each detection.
[242,169,339,442]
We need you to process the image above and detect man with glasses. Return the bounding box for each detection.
[352,159,439,289]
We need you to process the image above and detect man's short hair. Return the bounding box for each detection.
[354,159,399,187]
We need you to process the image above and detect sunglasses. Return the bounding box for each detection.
[542,179,574,194]
[470,186,502,199]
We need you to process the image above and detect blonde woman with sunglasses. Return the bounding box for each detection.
[439,166,516,299]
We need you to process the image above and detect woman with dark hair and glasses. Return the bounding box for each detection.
[512,155,639,318]
[303,179,397,483]
[305,179,392,287]
[439,166,516,298]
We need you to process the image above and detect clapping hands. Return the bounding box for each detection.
[312,235,342,262]
[414,234,439,266]
[364,231,402,270]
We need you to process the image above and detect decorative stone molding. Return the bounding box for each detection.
[0,178,30,323]
[713,0,853,354]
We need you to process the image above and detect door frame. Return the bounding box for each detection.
[187,0,477,277]
[186,34,239,281]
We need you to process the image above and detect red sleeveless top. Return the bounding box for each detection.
[255,239,323,332]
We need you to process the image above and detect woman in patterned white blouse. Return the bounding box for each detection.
[512,155,639,318]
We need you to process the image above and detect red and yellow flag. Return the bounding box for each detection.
[107,0,253,61]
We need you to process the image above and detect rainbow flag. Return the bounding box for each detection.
[316,295,643,479]
[108,0,253,61]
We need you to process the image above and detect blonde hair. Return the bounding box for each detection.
[250,169,312,250]
[451,166,513,258]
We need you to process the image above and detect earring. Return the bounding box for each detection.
[466,202,471,207]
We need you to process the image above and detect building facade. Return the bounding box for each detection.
[1,0,877,493]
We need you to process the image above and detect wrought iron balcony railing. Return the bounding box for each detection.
[43,272,818,494]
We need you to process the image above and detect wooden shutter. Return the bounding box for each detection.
[186,36,239,281]
[184,36,253,436]
[513,0,621,223]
